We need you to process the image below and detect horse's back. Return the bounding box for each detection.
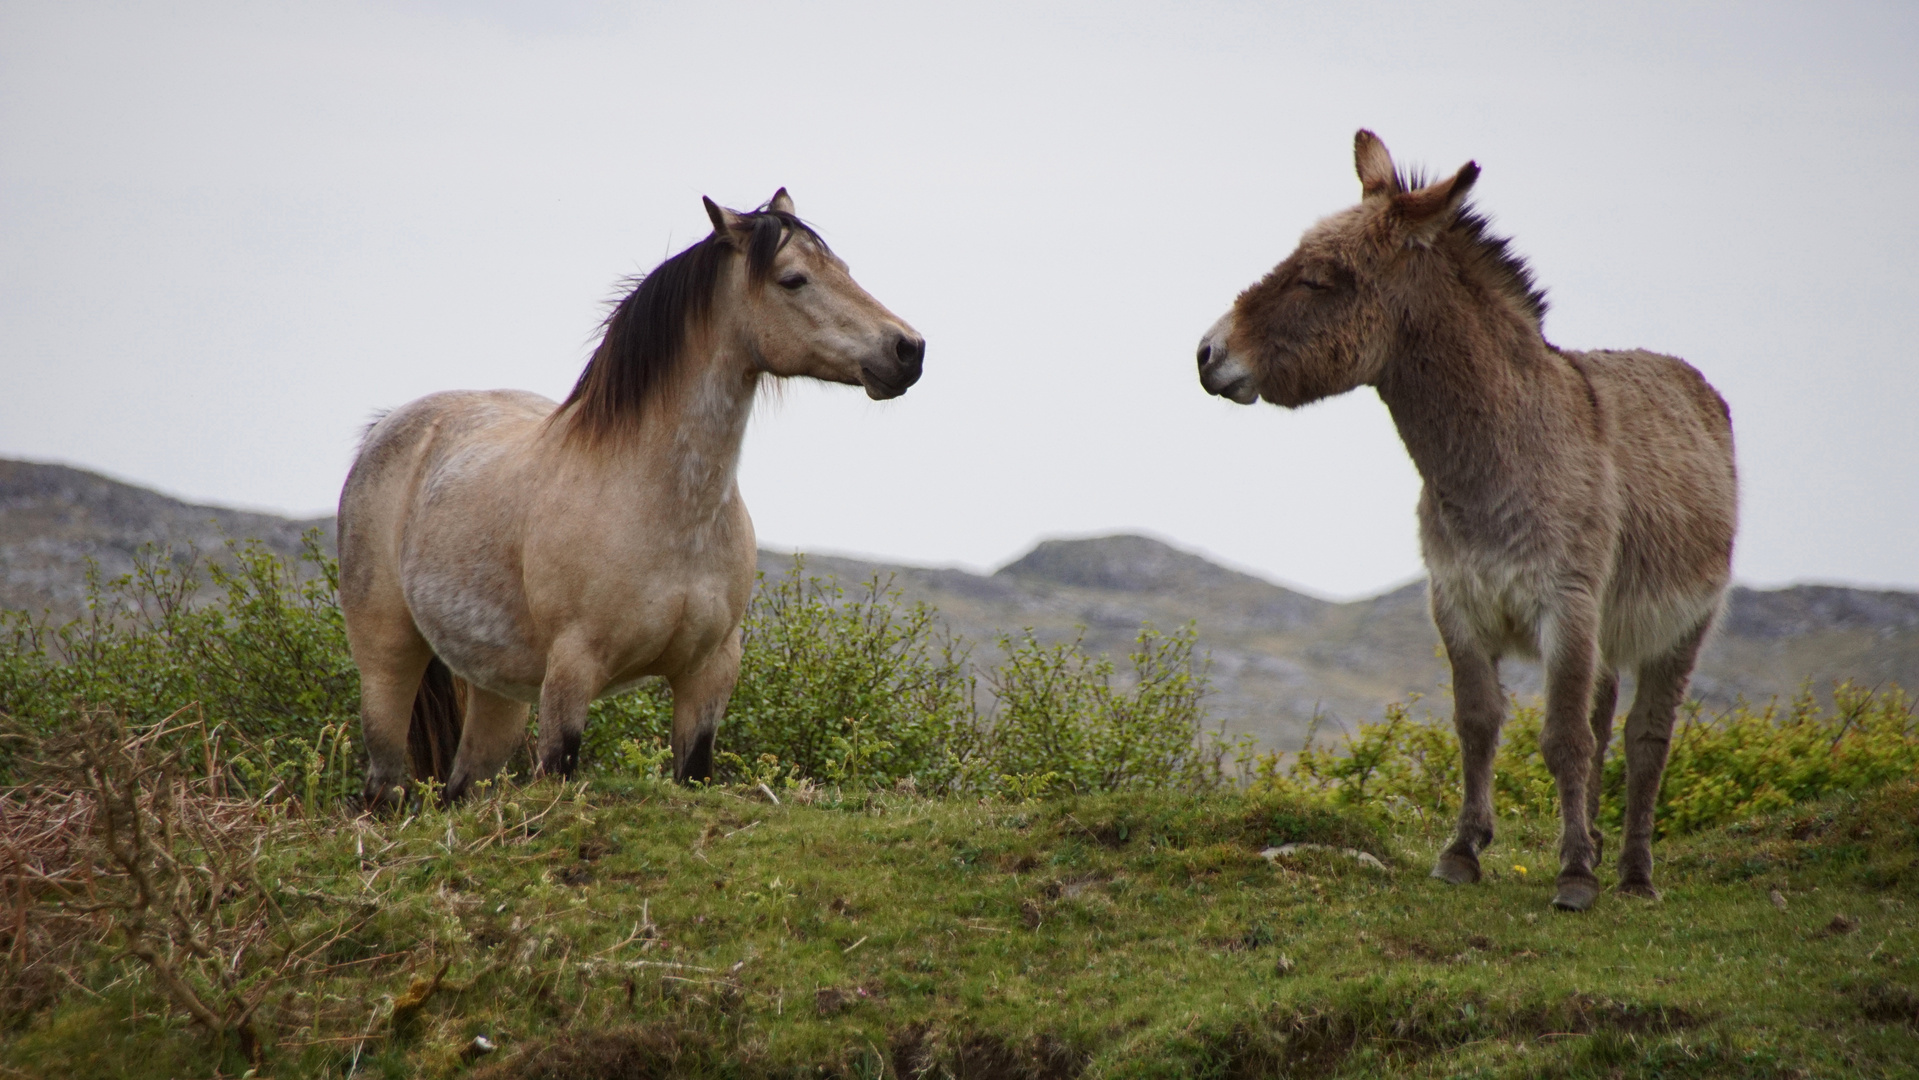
[338,389,556,627]
[1573,349,1737,665]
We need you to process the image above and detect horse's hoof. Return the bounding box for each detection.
[1552,879,1600,912]
[1430,853,1481,885]
[361,781,407,816]
[1616,880,1661,901]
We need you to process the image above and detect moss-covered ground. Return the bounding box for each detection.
[5,778,1917,1079]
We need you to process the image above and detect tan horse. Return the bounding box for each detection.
[339,190,925,807]
[1196,133,1737,910]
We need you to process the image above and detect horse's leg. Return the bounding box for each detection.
[535,645,601,780]
[445,685,530,803]
[1432,604,1505,885]
[354,633,433,813]
[1585,670,1620,867]
[1540,598,1602,911]
[1617,619,1710,899]
[670,628,743,785]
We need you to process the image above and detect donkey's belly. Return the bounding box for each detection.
[1597,583,1724,670]
[1432,557,1551,660]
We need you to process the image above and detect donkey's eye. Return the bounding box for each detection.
[778,273,808,291]
[1299,277,1333,292]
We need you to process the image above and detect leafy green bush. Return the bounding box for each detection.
[0,533,357,795]
[964,624,1240,797]
[584,565,1233,796]
[582,559,977,789]
[1253,684,1919,835]
[4,543,1223,800]
[15,537,1906,828]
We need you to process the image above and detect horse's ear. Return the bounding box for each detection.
[1355,130,1399,200]
[703,196,744,244]
[1393,161,1480,243]
[767,188,795,216]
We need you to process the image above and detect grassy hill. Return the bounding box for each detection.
[6,769,1915,1079]
[4,465,1916,1078]
[5,458,1917,750]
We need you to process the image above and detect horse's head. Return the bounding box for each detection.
[705,190,925,400]
[1196,130,1481,408]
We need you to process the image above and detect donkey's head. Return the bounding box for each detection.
[1196,131,1486,407]
[705,189,925,400]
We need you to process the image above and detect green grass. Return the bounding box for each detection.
[7,778,1915,1079]
[5,543,1916,1076]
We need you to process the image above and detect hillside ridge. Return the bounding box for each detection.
[5,459,1915,748]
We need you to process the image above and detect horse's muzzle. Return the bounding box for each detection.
[860,333,925,399]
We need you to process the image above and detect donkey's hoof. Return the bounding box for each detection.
[1616,880,1661,901]
[1551,879,1600,912]
[1430,853,1481,885]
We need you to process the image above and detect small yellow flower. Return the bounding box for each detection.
[1512,864,1529,876]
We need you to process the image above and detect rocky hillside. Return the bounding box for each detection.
[775,539,1919,750]
[5,459,1915,749]
[0,459,332,617]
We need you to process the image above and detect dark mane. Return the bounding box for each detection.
[561,205,826,439]
[1451,205,1549,326]
[1395,165,1549,328]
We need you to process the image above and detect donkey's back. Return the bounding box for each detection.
[1573,348,1736,670]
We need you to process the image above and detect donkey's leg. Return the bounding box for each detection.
[535,643,603,780]
[669,628,743,785]
[1432,612,1506,885]
[1617,619,1710,899]
[352,629,434,813]
[1585,671,1620,867]
[1540,600,1603,911]
[445,685,530,803]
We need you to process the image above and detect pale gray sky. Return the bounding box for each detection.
[3,1,1914,599]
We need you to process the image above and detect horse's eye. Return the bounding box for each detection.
[1300,277,1333,292]
[778,273,808,291]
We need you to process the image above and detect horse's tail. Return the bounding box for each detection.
[406,657,467,784]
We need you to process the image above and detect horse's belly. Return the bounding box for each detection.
[404,566,544,701]
[595,580,743,693]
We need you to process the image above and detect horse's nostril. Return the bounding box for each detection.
[895,334,926,367]
[1197,344,1212,370]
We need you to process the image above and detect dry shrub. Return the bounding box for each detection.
[3,706,356,1067]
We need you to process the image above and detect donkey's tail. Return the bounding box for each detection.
[406,657,467,784]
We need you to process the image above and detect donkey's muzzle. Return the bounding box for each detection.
[1197,341,1260,405]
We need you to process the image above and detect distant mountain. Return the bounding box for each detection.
[776,538,1919,749]
[0,459,332,617]
[5,459,1914,749]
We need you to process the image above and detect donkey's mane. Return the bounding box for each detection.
[1395,166,1550,328]
[561,206,826,440]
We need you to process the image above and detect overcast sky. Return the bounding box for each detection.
[3,1,1914,599]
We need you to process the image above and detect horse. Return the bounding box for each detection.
[338,189,926,808]
[1195,132,1737,910]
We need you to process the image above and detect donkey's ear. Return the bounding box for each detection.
[703,196,745,243]
[1355,129,1399,199]
[766,187,795,216]
[1393,161,1480,243]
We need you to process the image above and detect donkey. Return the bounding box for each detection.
[339,190,925,808]
[1196,133,1737,910]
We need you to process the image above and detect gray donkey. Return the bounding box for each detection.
[1196,131,1737,910]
